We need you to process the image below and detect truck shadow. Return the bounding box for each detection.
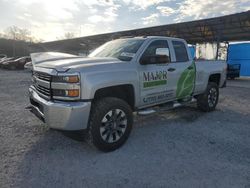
[135,105,206,125]
[60,130,87,142]
[60,105,205,143]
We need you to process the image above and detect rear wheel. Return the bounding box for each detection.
[197,82,219,112]
[88,97,133,152]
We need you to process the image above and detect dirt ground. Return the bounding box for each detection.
[0,69,249,188]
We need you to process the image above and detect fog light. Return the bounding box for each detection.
[66,89,79,97]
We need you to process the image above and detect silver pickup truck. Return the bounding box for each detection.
[29,36,227,151]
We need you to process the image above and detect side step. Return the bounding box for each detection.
[137,109,156,115]
[137,98,196,116]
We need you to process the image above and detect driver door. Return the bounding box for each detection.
[138,40,174,107]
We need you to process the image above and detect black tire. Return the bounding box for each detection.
[197,82,219,112]
[88,97,133,152]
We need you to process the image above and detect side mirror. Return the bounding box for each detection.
[156,48,170,56]
[140,48,171,65]
[140,55,170,65]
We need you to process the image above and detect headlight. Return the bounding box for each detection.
[51,73,81,101]
[52,75,80,83]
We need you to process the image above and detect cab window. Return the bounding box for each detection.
[172,41,189,62]
[143,40,170,57]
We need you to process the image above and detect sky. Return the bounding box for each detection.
[0,0,249,42]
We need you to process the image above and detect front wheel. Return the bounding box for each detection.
[88,97,133,152]
[197,82,219,112]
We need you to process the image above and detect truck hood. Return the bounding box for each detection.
[31,52,123,72]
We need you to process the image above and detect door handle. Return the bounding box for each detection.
[168,68,176,72]
[187,66,193,70]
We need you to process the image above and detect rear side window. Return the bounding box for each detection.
[172,41,189,62]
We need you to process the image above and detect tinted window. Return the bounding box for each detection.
[172,41,189,62]
[143,40,169,57]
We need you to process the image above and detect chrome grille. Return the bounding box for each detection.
[33,71,51,81]
[34,84,50,96]
[32,71,51,99]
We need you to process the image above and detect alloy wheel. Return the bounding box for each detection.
[100,109,127,143]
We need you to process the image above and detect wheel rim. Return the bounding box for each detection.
[208,88,217,107]
[100,109,127,143]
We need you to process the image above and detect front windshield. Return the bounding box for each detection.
[89,39,145,61]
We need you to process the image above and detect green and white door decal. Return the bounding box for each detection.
[143,70,168,88]
[139,61,196,106]
[140,66,173,105]
[176,61,196,99]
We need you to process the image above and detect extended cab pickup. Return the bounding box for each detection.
[29,36,227,151]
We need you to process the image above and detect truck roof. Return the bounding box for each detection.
[119,36,186,42]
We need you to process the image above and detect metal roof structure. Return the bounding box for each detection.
[30,11,250,54]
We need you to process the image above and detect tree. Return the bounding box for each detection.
[0,32,6,38]
[5,26,21,40]
[64,32,76,39]
[3,26,38,42]
[57,32,76,40]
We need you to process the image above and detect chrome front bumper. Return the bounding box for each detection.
[29,86,91,130]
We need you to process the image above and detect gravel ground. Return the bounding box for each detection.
[0,69,250,188]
